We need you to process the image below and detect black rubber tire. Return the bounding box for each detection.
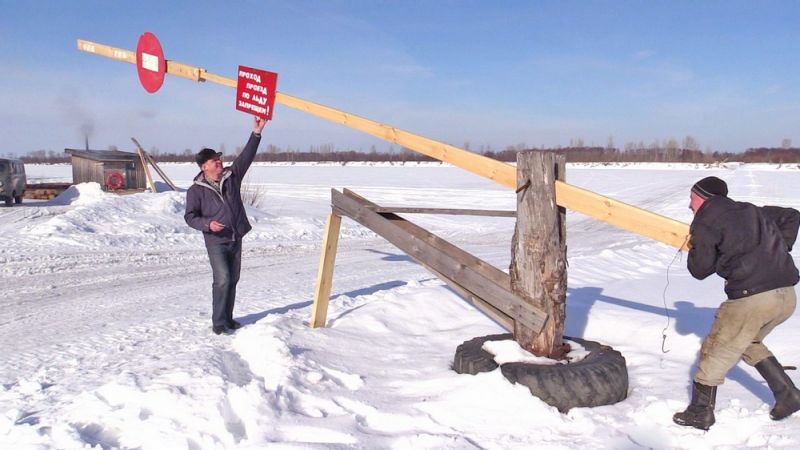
[453,334,628,413]
[452,333,511,375]
[3,196,11,207]
[14,194,22,204]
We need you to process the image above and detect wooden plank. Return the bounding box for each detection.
[77,38,691,250]
[131,138,157,192]
[332,189,546,332]
[424,265,514,331]
[310,213,343,328]
[131,137,177,191]
[275,92,516,188]
[202,72,237,88]
[317,203,515,330]
[144,153,177,191]
[166,60,205,82]
[26,183,71,190]
[135,147,156,192]
[76,39,510,186]
[371,208,545,333]
[343,189,511,289]
[77,40,135,63]
[555,181,689,250]
[367,206,515,217]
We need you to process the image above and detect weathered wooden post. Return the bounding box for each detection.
[510,151,568,358]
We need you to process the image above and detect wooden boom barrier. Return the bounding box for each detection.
[77,38,690,250]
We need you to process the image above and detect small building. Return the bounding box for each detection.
[64,149,147,191]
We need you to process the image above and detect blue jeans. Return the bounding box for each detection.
[206,240,242,328]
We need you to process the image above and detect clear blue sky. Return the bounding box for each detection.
[2,0,799,156]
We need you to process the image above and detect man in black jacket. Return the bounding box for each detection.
[674,176,800,430]
[185,117,266,335]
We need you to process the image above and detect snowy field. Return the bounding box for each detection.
[2,161,800,449]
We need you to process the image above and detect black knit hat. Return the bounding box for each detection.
[691,176,728,199]
[195,148,223,167]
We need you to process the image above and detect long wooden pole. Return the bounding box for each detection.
[77,38,690,250]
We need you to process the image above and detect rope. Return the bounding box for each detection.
[661,235,690,353]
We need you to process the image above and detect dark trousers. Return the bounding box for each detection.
[206,239,242,328]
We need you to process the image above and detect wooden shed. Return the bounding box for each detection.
[64,149,147,191]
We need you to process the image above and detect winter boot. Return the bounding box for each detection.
[755,356,800,420]
[673,382,717,430]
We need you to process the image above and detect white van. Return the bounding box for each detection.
[0,158,26,206]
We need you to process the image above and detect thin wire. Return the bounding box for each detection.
[661,235,690,353]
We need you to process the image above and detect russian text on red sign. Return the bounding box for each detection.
[235,65,278,120]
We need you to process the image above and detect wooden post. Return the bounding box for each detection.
[510,151,568,358]
[310,213,343,328]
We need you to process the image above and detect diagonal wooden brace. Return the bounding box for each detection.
[329,189,546,333]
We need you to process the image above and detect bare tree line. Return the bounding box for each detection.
[17,138,800,165]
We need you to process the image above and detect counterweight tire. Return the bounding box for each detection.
[453,334,628,413]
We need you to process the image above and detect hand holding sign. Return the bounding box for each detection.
[254,116,266,134]
[236,66,278,121]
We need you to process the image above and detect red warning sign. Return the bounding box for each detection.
[135,32,166,93]
[236,66,278,120]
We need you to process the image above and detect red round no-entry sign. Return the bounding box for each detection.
[136,32,166,93]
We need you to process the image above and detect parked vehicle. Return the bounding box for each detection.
[0,158,26,206]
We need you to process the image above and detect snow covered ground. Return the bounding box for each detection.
[2,162,799,449]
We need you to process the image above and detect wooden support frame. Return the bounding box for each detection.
[313,188,546,332]
[77,38,690,250]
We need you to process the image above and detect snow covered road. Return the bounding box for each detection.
[2,163,799,448]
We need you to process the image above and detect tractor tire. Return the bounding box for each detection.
[452,333,511,375]
[453,334,628,413]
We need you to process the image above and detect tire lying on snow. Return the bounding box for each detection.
[453,334,628,413]
[452,333,510,375]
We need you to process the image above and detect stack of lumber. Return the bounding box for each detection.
[24,183,71,200]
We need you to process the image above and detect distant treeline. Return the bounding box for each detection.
[19,145,800,164]
[506,146,800,164]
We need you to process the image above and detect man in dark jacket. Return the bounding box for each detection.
[674,176,800,430]
[185,117,266,334]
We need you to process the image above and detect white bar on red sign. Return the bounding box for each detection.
[141,52,159,72]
